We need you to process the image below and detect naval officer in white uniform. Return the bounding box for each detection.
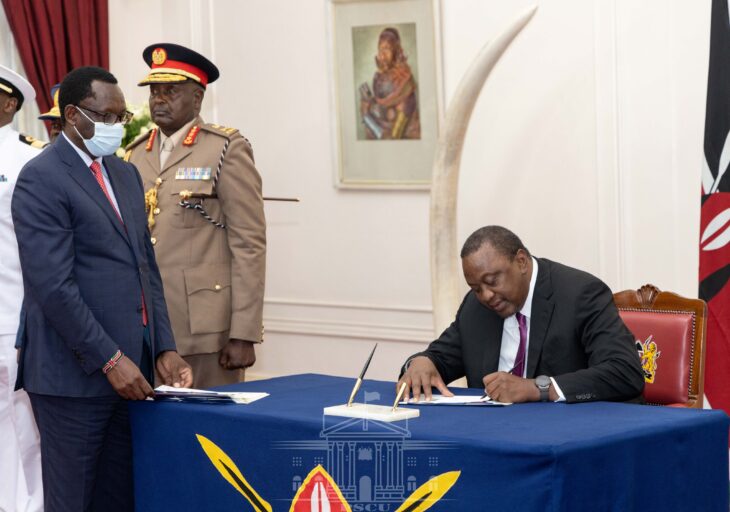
[0,64,44,512]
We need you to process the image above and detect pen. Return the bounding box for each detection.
[392,382,407,412]
[347,343,378,407]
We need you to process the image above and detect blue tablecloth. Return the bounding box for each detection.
[129,373,729,511]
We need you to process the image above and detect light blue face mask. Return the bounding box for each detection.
[74,106,124,157]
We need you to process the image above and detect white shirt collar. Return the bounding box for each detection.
[62,131,102,168]
[519,257,539,319]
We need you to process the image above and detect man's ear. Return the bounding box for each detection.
[63,104,78,126]
[1,95,18,114]
[192,86,204,112]
[515,248,530,272]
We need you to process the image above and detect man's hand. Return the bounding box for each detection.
[106,356,154,400]
[156,351,193,388]
[483,372,540,403]
[397,356,453,402]
[219,339,256,370]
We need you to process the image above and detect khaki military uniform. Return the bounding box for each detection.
[125,117,265,387]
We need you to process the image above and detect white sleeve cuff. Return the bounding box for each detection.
[551,377,566,402]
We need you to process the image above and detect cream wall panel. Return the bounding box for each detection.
[613,0,708,296]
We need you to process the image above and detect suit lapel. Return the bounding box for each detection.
[58,136,130,246]
[481,306,504,375]
[162,143,193,173]
[526,259,555,378]
[160,116,202,173]
[145,130,161,176]
[105,157,144,264]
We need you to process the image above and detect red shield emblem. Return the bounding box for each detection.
[290,465,351,512]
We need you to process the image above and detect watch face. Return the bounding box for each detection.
[536,375,550,388]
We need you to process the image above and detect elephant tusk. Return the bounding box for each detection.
[430,5,538,334]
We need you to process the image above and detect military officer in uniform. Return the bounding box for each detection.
[38,83,62,142]
[126,44,266,388]
[0,64,44,512]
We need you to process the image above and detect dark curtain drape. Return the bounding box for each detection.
[1,0,108,115]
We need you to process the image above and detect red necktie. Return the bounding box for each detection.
[90,161,122,222]
[89,161,148,326]
[511,312,527,377]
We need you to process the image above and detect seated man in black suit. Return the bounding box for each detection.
[399,225,644,403]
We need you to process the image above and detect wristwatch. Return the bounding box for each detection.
[535,375,551,402]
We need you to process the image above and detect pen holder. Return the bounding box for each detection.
[324,403,419,422]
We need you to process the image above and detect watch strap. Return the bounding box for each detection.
[536,375,551,402]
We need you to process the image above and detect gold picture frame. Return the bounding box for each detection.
[330,0,443,189]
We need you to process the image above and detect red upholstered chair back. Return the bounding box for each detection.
[614,285,707,408]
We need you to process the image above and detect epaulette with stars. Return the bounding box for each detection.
[200,123,253,152]
[201,123,239,138]
[19,134,49,149]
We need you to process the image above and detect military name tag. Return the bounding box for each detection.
[175,167,211,180]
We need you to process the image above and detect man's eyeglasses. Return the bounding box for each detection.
[77,105,134,126]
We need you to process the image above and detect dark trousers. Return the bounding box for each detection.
[28,393,134,512]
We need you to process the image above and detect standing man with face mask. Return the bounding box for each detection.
[0,64,44,512]
[125,43,266,388]
[11,66,192,511]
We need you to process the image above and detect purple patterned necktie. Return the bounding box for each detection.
[511,312,527,377]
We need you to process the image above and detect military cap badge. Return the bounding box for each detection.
[152,48,167,66]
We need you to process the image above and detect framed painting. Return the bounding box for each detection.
[330,0,442,189]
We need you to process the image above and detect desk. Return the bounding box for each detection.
[130,374,728,511]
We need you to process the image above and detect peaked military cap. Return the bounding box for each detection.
[0,64,35,110]
[138,43,219,88]
[38,83,61,120]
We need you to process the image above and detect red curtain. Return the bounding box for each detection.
[1,0,108,115]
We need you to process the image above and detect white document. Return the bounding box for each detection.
[153,385,269,405]
[401,394,512,406]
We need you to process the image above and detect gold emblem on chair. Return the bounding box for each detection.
[636,335,661,384]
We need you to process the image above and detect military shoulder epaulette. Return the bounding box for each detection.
[201,123,240,139]
[19,134,49,149]
[126,128,157,151]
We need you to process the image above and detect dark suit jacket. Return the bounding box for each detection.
[412,258,644,403]
[11,135,176,397]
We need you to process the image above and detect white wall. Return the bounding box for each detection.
[109,0,711,383]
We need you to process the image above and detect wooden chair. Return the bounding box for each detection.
[613,284,707,408]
